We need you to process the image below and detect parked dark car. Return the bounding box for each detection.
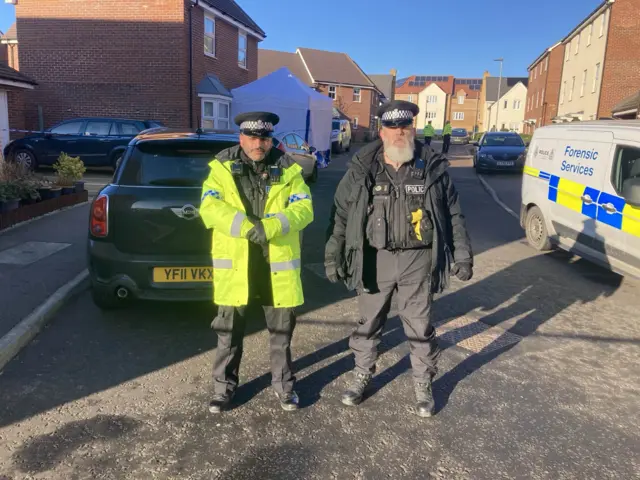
[3,117,164,170]
[473,132,526,173]
[272,132,318,183]
[451,128,470,145]
[88,129,240,309]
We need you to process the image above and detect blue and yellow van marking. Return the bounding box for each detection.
[524,169,640,238]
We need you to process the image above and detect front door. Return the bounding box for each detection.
[0,90,9,152]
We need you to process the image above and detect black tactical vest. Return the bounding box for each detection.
[365,156,434,251]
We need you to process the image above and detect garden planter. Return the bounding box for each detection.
[0,198,21,213]
[74,181,85,193]
[21,197,37,206]
[38,188,52,201]
[61,186,75,195]
[50,188,62,199]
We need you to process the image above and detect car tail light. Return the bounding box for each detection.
[90,194,109,237]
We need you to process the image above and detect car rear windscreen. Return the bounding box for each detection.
[452,129,468,136]
[332,121,341,130]
[118,140,236,186]
[482,136,524,147]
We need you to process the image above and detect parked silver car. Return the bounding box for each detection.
[451,128,470,145]
[272,132,318,183]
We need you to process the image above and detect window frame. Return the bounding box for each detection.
[83,120,113,137]
[580,69,587,97]
[328,85,336,100]
[569,76,576,101]
[204,14,216,58]
[353,87,361,103]
[574,33,580,55]
[352,117,359,130]
[600,12,606,37]
[453,112,464,121]
[49,121,84,135]
[593,63,601,93]
[587,22,593,46]
[238,30,247,69]
[458,95,465,105]
[201,96,231,131]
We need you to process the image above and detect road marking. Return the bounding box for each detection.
[0,241,71,265]
[477,174,519,220]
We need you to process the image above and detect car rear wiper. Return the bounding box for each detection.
[148,178,201,187]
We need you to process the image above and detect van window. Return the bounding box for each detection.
[332,120,341,130]
[611,146,640,196]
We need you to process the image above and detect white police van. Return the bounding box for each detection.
[521,120,640,278]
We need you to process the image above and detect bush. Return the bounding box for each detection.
[53,152,86,186]
[520,134,532,143]
[0,161,42,202]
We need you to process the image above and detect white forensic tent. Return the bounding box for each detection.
[230,67,333,152]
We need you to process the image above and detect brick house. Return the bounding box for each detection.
[11,0,264,133]
[394,76,455,127]
[0,23,19,71]
[0,63,37,151]
[523,42,565,134]
[448,78,484,134]
[258,48,383,142]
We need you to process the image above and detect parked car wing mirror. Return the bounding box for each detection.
[622,177,640,207]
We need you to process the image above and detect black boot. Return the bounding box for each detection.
[341,372,372,406]
[275,390,300,411]
[208,391,234,414]
[414,379,435,417]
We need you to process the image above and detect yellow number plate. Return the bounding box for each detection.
[153,266,213,283]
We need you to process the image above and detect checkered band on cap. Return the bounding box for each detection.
[240,120,274,131]
[381,109,414,122]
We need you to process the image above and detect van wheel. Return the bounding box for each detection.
[525,206,552,251]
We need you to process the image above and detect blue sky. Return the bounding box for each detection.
[1,0,602,78]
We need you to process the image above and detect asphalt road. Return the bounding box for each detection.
[1,144,639,479]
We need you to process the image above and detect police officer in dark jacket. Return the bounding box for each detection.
[324,100,473,417]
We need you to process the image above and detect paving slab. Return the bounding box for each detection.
[0,204,90,338]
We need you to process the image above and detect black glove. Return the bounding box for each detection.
[451,262,473,281]
[325,252,345,283]
[247,221,268,245]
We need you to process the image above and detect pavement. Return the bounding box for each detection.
[1,145,639,479]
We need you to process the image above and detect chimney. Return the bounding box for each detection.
[390,68,397,78]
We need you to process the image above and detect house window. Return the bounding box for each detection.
[536,91,539,108]
[545,56,549,71]
[453,112,464,121]
[587,23,593,46]
[353,87,361,102]
[569,76,575,101]
[204,15,215,57]
[527,96,531,111]
[513,100,521,110]
[534,68,537,80]
[238,31,247,68]
[201,98,230,130]
[458,95,465,104]
[426,112,437,119]
[574,33,580,54]
[600,12,606,37]
[407,94,413,102]
[328,85,336,99]
[561,81,566,104]
[581,69,587,97]
[352,117,359,129]
[503,100,508,109]
[565,45,570,62]
[427,95,437,103]
[542,87,545,103]
[593,63,601,93]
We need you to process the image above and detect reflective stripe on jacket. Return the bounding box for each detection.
[199,151,313,307]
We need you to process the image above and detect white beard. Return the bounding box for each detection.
[384,137,415,165]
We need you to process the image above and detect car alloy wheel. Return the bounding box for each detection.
[15,150,35,169]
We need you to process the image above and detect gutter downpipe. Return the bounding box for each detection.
[189,0,198,129]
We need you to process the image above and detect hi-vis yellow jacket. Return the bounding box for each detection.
[199,146,313,308]
[423,124,435,137]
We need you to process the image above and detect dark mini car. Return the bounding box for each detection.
[87,129,238,309]
[473,132,527,173]
[3,117,164,170]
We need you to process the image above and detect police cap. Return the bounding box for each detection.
[234,111,280,138]
[376,100,419,128]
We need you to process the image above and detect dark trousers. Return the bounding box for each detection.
[424,136,432,146]
[212,305,296,395]
[350,248,439,382]
[442,134,451,153]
